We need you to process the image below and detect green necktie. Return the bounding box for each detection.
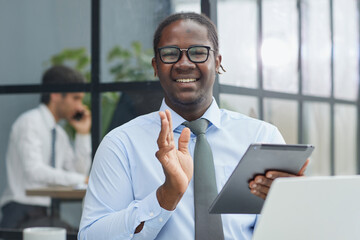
[183,119,224,240]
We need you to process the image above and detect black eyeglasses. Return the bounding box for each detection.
[158,45,215,64]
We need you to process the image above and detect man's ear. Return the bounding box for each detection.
[215,54,222,73]
[152,57,158,77]
[50,93,62,103]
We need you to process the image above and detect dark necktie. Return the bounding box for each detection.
[183,119,224,240]
[51,127,56,168]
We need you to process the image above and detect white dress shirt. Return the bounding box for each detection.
[79,99,285,240]
[0,104,91,207]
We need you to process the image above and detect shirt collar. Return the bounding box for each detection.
[39,104,57,130]
[159,97,222,131]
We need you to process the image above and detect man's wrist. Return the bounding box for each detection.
[76,131,90,135]
[75,130,91,136]
[156,184,184,211]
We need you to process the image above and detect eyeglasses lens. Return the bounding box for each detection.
[160,48,180,63]
[188,47,208,62]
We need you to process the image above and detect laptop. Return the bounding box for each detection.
[253,176,360,240]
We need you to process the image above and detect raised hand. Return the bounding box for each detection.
[156,110,193,210]
[69,105,91,135]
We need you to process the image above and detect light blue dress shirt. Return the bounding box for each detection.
[78,99,285,240]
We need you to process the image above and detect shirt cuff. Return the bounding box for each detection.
[134,190,173,238]
[65,172,87,185]
[75,133,91,143]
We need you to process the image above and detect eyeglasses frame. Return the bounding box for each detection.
[157,45,215,64]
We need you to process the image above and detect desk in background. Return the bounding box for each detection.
[26,186,86,218]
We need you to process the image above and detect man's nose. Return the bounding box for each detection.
[76,101,84,110]
[174,51,196,69]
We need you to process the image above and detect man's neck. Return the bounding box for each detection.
[165,98,213,122]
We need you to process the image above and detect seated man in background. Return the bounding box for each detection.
[0,65,92,229]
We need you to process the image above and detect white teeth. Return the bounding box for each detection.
[176,78,197,83]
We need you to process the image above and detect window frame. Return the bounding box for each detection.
[0,0,358,175]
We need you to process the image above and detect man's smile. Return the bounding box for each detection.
[175,78,197,83]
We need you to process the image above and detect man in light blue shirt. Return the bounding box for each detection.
[79,12,307,240]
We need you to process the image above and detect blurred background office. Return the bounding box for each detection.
[0,0,359,235]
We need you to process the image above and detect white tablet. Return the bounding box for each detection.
[209,143,314,214]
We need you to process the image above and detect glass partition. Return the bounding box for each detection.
[301,0,331,97]
[0,94,40,195]
[219,94,258,118]
[0,0,91,85]
[173,0,201,13]
[218,0,258,88]
[100,0,164,83]
[333,0,359,100]
[100,0,201,84]
[334,104,357,175]
[102,88,164,137]
[303,102,331,176]
[262,0,298,93]
[263,98,298,144]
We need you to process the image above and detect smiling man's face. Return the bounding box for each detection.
[152,19,221,120]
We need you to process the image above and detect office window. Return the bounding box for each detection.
[262,0,298,93]
[101,0,164,83]
[0,1,359,236]
[0,0,91,85]
[219,94,258,118]
[301,0,331,97]
[263,99,298,144]
[333,0,359,101]
[334,104,357,175]
[0,94,41,192]
[218,0,258,88]
[216,0,359,176]
[173,0,201,13]
[303,102,331,176]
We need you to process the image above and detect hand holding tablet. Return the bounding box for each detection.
[209,144,314,214]
[248,158,310,200]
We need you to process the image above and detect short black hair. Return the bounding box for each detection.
[153,12,219,57]
[40,65,85,104]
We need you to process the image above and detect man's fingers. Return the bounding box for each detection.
[157,111,169,147]
[249,178,271,193]
[250,187,268,200]
[254,175,272,187]
[178,127,191,152]
[165,110,174,142]
[265,171,296,179]
[297,159,310,176]
[155,145,175,164]
[249,159,311,201]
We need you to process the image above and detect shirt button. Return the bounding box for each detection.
[149,212,154,217]
[159,217,163,222]
[130,234,133,237]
